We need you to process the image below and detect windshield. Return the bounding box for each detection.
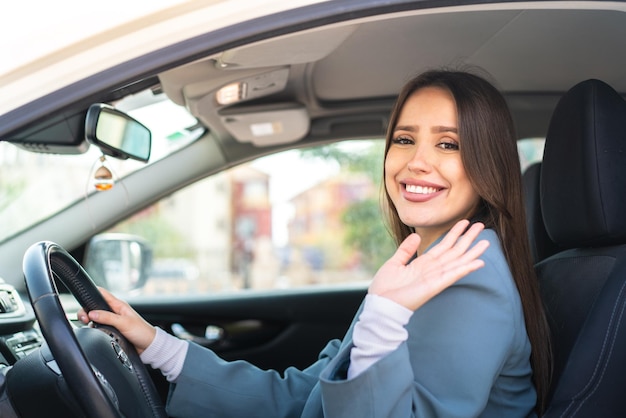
[0,92,201,243]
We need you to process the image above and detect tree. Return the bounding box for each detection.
[300,140,395,273]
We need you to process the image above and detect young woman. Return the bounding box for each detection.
[80,69,551,417]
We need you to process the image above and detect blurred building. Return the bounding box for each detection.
[287,171,375,284]
[229,166,273,288]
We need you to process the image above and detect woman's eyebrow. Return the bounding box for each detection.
[393,125,458,133]
[394,124,418,133]
[432,126,458,133]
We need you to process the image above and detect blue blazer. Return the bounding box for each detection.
[165,229,537,417]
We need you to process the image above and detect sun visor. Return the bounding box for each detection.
[219,103,309,146]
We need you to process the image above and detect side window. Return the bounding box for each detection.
[85,140,396,296]
[517,137,545,171]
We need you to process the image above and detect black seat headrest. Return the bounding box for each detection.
[541,79,626,249]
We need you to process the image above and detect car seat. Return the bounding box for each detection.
[522,162,560,264]
[538,78,626,417]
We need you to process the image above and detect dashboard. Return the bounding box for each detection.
[0,283,43,368]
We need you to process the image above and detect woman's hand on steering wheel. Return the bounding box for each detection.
[78,288,156,355]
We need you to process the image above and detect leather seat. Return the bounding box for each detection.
[538,79,626,417]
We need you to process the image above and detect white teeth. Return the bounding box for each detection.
[406,184,438,194]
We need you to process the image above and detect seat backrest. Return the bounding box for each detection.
[522,162,560,264]
[538,79,626,417]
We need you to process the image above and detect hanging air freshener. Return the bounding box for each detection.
[93,155,114,191]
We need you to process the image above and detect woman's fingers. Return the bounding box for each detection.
[390,233,421,265]
[427,232,488,281]
[453,222,485,254]
[78,287,127,324]
[426,219,471,257]
[426,221,484,261]
[444,240,489,281]
[77,306,87,323]
[460,237,490,264]
[88,308,123,328]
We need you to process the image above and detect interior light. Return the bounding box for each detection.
[216,82,247,105]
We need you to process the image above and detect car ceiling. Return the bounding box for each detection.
[4,2,626,159]
[158,4,626,149]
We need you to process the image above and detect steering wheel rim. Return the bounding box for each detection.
[23,240,166,418]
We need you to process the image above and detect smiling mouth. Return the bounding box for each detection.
[405,184,441,195]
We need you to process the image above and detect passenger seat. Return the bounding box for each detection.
[538,78,626,417]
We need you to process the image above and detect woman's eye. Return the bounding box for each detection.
[437,140,459,151]
[392,136,413,145]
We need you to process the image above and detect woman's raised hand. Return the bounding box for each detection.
[369,220,490,311]
[77,287,156,354]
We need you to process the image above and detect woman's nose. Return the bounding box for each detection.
[407,145,432,173]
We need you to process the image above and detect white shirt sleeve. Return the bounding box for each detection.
[140,327,189,382]
[348,294,413,379]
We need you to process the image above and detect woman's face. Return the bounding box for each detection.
[385,86,480,252]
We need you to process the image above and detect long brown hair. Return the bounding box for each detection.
[382,69,551,414]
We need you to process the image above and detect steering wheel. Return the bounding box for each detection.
[21,241,167,418]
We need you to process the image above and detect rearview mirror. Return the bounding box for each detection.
[85,104,151,162]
